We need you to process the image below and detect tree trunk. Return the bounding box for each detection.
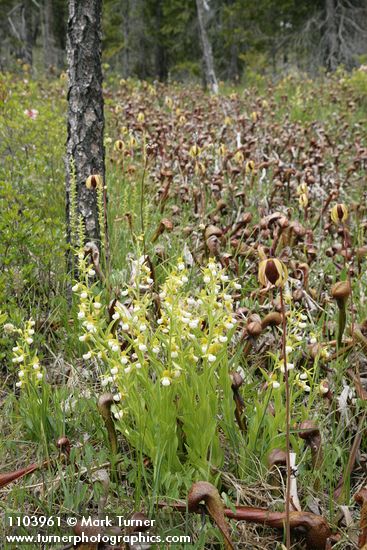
[226,0,240,82]
[195,0,218,94]
[43,0,56,71]
[122,0,130,77]
[325,0,339,71]
[228,41,239,82]
[155,0,168,81]
[54,1,67,69]
[21,0,33,66]
[65,0,105,252]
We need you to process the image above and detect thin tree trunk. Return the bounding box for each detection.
[54,2,67,69]
[21,0,33,66]
[155,0,167,81]
[325,0,339,71]
[65,0,105,253]
[228,41,239,82]
[227,0,240,82]
[122,0,130,77]
[43,0,56,71]
[195,0,218,94]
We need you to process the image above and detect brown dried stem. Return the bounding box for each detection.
[160,499,331,549]
[0,461,48,489]
[188,481,234,550]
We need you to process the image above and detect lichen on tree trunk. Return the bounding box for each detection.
[65,0,105,254]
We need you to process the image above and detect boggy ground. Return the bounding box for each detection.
[1,68,367,549]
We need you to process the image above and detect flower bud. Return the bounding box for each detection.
[319,380,329,396]
[261,312,282,328]
[189,144,201,158]
[114,140,124,152]
[299,193,308,208]
[86,174,103,190]
[331,280,351,305]
[234,150,244,165]
[330,203,348,224]
[258,258,288,288]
